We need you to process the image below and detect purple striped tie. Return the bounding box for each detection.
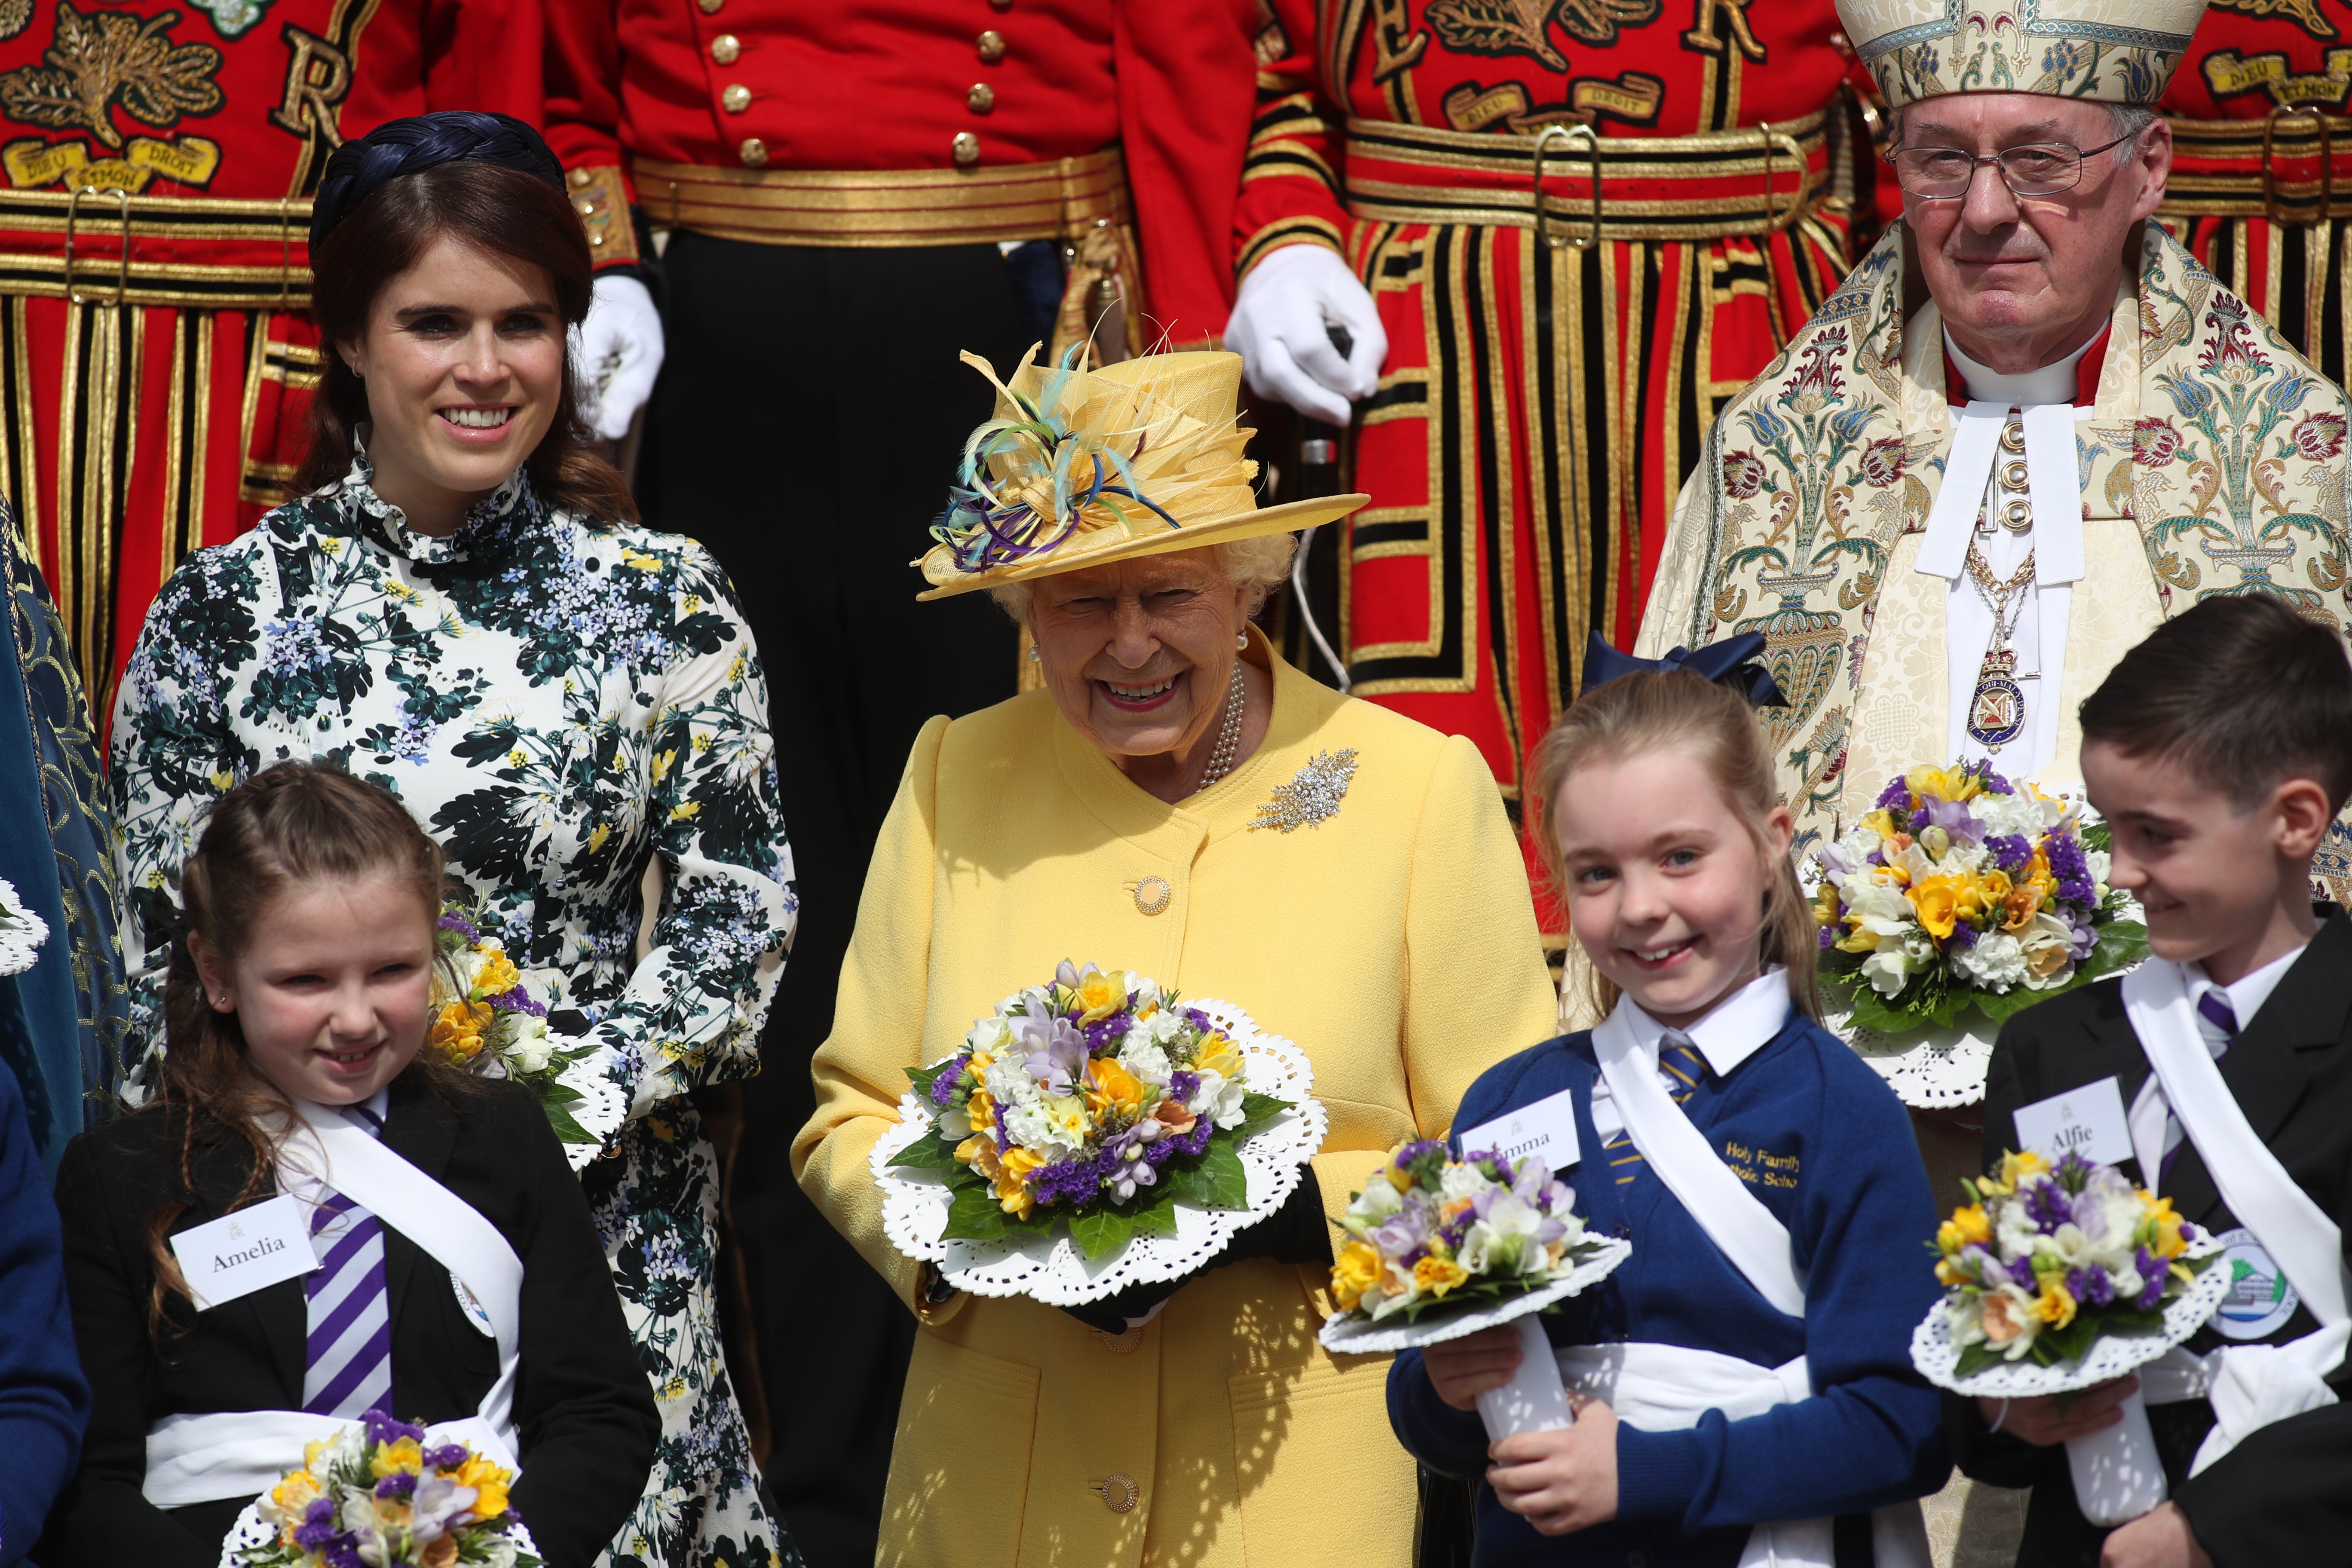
[2158,991,2239,1188]
[303,1103,391,1417]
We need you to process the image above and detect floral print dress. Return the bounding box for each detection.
[109,453,802,1568]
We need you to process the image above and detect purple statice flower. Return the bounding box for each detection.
[322,1536,366,1568]
[1438,1210,1474,1250]
[294,1499,342,1553]
[2054,1149,2094,1188]
[374,1473,418,1501]
[1986,834,2034,875]
[1030,1151,1115,1206]
[1169,1069,1200,1102]
[2067,1265,2116,1309]
[421,1443,469,1469]
[1818,924,1836,951]
[1083,1014,1132,1051]
[992,1096,1011,1154]
[1948,922,1978,948]
[1164,1117,1213,1158]
[1908,806,1932,834]
[486,985,547,1018]
[2046,833,2098,909]
[437,912,481,942]
[928,1055,969,1108]
[1876,775,1914,811]
[1184,1007,1216,1035]
[1979,768,2015,795]
[2135,1247,2167,1309]
[361,1410,425,1446]
[2023,1176,2073,1233]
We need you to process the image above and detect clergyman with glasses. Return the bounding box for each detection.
[1640,0,2351,895]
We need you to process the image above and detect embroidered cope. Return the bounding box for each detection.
[108,453,800,1568]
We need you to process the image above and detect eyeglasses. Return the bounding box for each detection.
[1885,135,2135,199]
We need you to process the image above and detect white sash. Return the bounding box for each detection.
[142,1099,527,1507]
[1587,1005,1928,1567]
[2122,963,2351,1474]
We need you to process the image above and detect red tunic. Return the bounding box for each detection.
[1232,0,1867,933]
[2161,1,2352,381]
[0,0,540,707]
[541,0,1257,348]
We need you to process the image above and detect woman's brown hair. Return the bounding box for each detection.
[1528,668,1821,1026]
[292,158,637,525]
[142,762,470,1338]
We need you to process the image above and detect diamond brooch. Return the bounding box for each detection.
[1249,748,1360,833]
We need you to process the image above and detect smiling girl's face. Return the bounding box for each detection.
[191,874,437,1107]
[337,233,564,537]
[1553,745,1794,1029]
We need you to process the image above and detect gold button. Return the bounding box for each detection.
[567,166,591,189]
[967,82,995,114]
[1097,1326,1143,1354]
[1093,1474,1139,1513]
[721,83,751,113]
[1999,420,2026,453]
[698,0,721,11]
[710,33,741,64]
[2002,498,2033,531]
[952,130,981,166]
[1127,876,1171,916]
[2000,459,2029,492]
[977,29,1005,62]
[738,138,768,168]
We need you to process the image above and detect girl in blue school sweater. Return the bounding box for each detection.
[1389,645,1949,1566]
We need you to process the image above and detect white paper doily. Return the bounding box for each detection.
[1835,1009,1997,1110]
[870,998,1328,1307]
[1910,1234,2230,1397]
[554,1044,628,1173]
[220,1501,542,1568]
[1318,1235,1632,1354]
[0,876,48,978]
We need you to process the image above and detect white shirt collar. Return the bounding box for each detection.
[2187,941,2311,1042]
[1620,968,1794,1080]
[1944,326,2095,408]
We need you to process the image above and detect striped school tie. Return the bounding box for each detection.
[303,1102,392,1417]
[1605,1036,1710,1185]
[2157,989,2238,1187]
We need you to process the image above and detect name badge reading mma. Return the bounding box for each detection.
[1460,1088,1581,1173]
[168,1195,318,1309]
[2012,1076,2134,1168]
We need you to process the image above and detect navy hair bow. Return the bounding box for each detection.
[1581,629,1787,708]
[310,111,565,253]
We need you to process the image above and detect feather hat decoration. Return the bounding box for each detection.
[1838,0,2208,107]
[915,346,1367,600]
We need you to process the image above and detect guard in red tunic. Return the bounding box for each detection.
[538,6,1257,1564]
[2161,0,2352,383]
[0,0,541,713]
[1226,0,1873,938]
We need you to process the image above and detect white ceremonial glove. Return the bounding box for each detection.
[1225,243,1387,426]
[575,274,665,441]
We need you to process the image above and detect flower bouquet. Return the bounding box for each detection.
[430,908,624,1170]
[1910,1150,2228,1525]
[1811,763,2147,1107]
[1318,1141,1629,1438]
[221,1410,539,1568]
[869,961,1327,1306]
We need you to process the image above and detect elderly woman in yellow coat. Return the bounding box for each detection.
[793,347,1560,1568]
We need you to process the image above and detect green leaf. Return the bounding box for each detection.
[1234,1092,1292,1138]
[1952,1341,2004,1379]
[1127,1184,1181,1235]
[542,1099,594,1145]
[1068,1204,1139,1259]
[941,1184,1009,1242]
[1169,1134,1250,1210]
[888,1130,963,1170]
[908,1058,962,1103]
[538,1081,582,1106]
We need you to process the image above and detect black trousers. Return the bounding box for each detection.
[640,235,1028,1568]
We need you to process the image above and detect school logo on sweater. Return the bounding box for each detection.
[2212,1226,2300,1341]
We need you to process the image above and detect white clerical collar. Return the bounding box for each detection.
[1945,327,2095,408]
[1620,968,1793,1079]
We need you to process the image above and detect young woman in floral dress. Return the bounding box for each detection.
[107,113,800,1568]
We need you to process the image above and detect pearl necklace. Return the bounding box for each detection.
[1193,661,1247,794]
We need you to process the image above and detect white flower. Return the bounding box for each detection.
[967,1016,1014,1057]
[507,1014,555,1075]
[1352,1179,1404,1222]
[1118,1038,1174,1087]
[2086,849,2112,891]
[1186,1068,1246,1126]
[1952,931,2029,991]
[1124,971,1162,1012]
[1439,1162,1497,1203]
[1860,945,1922,996]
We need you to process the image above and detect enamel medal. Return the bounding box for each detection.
[1967,647,2027,751]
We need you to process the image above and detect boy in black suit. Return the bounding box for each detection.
[1953,594,2352,1568]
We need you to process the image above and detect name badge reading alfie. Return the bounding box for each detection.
[168,1196,318,1310]
[2012,1076,2135,1168]
[1460,1088,1581,1173]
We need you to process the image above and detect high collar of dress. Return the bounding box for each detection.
[1614,967,1793,1080]
[332,428,539,567]
[1943,324,2108,409]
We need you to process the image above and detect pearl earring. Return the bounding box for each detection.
[1235,633,1248,650]
[1026,646,1040,662]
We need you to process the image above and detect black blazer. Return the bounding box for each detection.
[41,1073,657,1568]
[1951,914,2352,1568]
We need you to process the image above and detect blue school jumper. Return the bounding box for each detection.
[1387,998,1949,1566]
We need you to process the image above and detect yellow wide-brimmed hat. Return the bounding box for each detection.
[1840,0,2207,108]
[913,346,1367,600]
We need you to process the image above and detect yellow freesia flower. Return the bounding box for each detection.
[1194,1032,1244,1084]
[1413,1256,1470,1297]
[1937,1203,1992,1257]
[454,1455,511,1517]
[1858,808,1899,843]
[429,1000,492,1063]
[1812,882,1842,931]
[371,1437,423,1478]
[1072,966,1124,1024]
[472,949,521,999]
[270,1469,322,1513]
[1332,1241,1384,1311]
[2000,1149,2049,1186]
[1086,1057,1150,1120]
[994,1147,1044,1218]
[1910,873,1967,940]
[2141,1193,2191,1259]
[2036,1282,2078,1328]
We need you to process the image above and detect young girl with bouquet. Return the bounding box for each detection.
[42,764,654,1568]
[1387,643,1950,1565]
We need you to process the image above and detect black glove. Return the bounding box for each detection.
[1057,1166,1329,1334]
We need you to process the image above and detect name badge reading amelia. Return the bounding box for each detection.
[168,1196,318,1310]
[1459,1088,1581,1173]
[2012,1076,2135,1168]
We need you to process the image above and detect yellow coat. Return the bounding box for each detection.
[795,637,1559,1568]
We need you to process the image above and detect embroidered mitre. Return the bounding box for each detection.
[1838,0,2207,107]
[1637,222,2352,904]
